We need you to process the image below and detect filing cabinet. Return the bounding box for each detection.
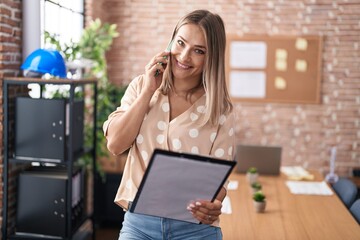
[15,97,84,162]
[2,77,97,240]
[16,167,85,238]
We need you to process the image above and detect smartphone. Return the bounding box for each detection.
[154,40,173,77]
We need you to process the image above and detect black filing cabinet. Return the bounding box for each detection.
[15,97,84,162]
[16,167,85,238]
[2,77,97,240]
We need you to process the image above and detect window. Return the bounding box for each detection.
[41,0,84,47]
[27,0,85,97]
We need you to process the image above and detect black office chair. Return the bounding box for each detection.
[332,178,358,208]
[350,199,360,224]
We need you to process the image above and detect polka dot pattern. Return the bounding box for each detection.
[228,146,233,156]
[215,148,225,158]
[126,179,132,189]
[197,105,206,113]
[110,79,235,209]
[191,146,199,154]
[156,134,165,144]
[190,113,199,121]
[136,134,144,144]
[219,115,226,125]
[172,139,182,150]
[210,132,217,143]
[189,129,199,138]
[141,151,148,162]
[229,128,234,136]
[157,121,166,130]
[162,102,170,112]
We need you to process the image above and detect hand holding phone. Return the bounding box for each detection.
[154,40,173,77]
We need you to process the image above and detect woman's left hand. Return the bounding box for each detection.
[187,199,222,225]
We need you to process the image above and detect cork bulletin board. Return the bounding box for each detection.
[226,35,323,104]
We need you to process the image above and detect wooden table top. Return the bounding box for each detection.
[220,172,360,240]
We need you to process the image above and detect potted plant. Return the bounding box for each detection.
[44,19,127,178]
[253,191,266,213]
[251,182,262,193]
[246,167,259,184]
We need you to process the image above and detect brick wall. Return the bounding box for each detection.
[0,0,22,236]
[0,0,358,237]
[88,0,360,176]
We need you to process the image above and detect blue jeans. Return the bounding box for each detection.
[118,211,222,240]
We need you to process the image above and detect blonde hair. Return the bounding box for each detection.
[160,9,233,125]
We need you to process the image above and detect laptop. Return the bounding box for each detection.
[235,144,282,175]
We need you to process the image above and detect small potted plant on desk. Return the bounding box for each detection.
[253,191,266,213]
[246,167,259,185]
[251,182,262,193]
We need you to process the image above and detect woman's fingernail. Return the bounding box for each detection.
[189,203,195,208]
[195,202,202,206]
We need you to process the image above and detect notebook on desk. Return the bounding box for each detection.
[235,144,282,175]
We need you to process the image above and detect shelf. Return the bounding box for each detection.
[2,78,97,240]
[3,77,97,85]
[8,147,94,165]
[9,233,63,240]
[9,229,92,240]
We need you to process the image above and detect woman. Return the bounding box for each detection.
[103,9,235,240]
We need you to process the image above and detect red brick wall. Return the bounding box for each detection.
[0,0,358,237]
[0,0,23,236]
[87,0,360,176]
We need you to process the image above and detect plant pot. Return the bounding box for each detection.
[246,172,259,185]
[253,201,266,213]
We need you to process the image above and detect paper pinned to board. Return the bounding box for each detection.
[295,38,308,51]
[229,71,266,98]
[230,41,267,68]
[286,181,333,195]
[275,76,287,90]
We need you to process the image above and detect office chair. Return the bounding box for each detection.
[332,178,358,208]
[350,199,360,224]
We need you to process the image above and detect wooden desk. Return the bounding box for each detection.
[220,172,360,240]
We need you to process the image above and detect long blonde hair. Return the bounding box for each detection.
[160,9,233,125]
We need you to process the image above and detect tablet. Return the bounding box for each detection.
[129,148,235,224]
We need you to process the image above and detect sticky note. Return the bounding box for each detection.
[296,38,308,51]
[276,49,287,60]
[295,59,307,72]
[276,59,287,71]
[275,77,286,90]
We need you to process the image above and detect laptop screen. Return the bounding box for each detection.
[235,144,282,175]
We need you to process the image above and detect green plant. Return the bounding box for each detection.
[45,18,119,87]
[44,31,80,61]
[247,167,258,174]
[251,182,262,191]
[253,191,266,202]
[77,18,119,88]
[45,19,126,177]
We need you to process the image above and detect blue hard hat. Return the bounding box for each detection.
[21,48,67,78]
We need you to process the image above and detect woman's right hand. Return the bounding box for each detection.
[143,51,169,94]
